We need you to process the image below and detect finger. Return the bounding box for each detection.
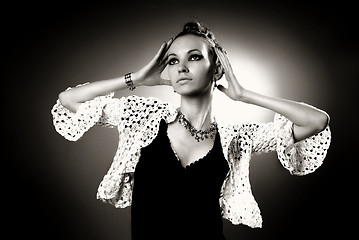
[215,48,228,68]
[160,38,174,59]
[166,38,174,50]
[214,47,225,60]
[160,38,174,63]
[154,41,171,68]
[215,47,233,77]
[217,84,227,94]
[151,41,168,64]
[214,47,221,60]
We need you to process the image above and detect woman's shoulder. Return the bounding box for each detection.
[218,121,263,143]
[218,120,264,134]
[121,95,175,110]
[119,95,177,121]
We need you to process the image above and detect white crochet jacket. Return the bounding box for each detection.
[51,90,331,228]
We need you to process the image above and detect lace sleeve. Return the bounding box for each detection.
[252,113,331,175]
[275,114,331,175]
[51,84,115,141]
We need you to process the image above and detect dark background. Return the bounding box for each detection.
[4,1,357,239]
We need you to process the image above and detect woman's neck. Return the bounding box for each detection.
[179,94,214,130]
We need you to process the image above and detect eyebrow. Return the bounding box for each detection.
[168,49,202,57]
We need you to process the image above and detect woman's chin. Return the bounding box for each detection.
[176,88,212,98]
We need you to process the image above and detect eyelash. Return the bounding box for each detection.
[168,54,203,65]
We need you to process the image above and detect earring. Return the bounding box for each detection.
[213,79,218,90]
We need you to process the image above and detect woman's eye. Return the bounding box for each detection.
[189,54,203,61]
[168,58,178,65]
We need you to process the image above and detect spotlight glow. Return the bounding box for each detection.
[213,51,278,125]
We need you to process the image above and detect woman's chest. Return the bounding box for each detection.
[167,122,216,168]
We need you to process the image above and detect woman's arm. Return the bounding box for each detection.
[240,90,329,142]
[59,76,129,112]
[59,39,173,113]
[214,48,329,142]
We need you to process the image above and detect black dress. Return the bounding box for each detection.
[131,119,229,240]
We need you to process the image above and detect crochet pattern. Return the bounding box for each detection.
[51,88,331,228]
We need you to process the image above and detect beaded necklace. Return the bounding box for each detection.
[177,110,218,142]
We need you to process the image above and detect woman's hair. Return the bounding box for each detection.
[175,21,216,42]
[174,21,225,80]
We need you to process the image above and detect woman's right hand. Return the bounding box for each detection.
[133,38,173,87]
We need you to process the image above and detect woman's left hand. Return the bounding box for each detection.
[214,47,246,101]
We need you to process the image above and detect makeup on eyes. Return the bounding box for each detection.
[167,49,204,65]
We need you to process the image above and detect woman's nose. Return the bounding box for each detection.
[177,62,189,73]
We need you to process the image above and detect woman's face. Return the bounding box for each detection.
[167,35,215,96]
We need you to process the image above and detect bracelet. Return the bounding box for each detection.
[124,72,136,91]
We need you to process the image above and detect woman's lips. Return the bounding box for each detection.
[177,77,192,83]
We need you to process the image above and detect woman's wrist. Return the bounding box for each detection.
[123,72,135,91]
[238,88,252,103]
[123,71,144,91]
[131,71,143,88]
[228,84,248,102]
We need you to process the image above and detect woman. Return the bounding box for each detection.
[52,21,331,240]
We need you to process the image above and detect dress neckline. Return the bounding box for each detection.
[161,119,219,169]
